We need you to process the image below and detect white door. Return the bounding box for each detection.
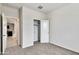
[41,20,49,43]
[2,13,7,54]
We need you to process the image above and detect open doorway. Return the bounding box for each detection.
[34,19,40,43]
[6,16,20,48]
[0,14,20,54]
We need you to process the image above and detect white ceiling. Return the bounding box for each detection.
[2,3,70,14]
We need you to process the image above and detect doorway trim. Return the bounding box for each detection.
[6,16,20,46]
[1,15,3,54]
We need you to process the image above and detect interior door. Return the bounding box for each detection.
[41,20,49,43]
[2,13,7,54]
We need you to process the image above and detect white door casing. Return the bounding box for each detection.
[2,13,7,54]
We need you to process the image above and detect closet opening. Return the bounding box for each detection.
[34,19,40,43]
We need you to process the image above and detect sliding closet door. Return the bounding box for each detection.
[41,20,49,43]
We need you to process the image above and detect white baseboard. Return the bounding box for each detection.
[50,41,79,53]
[40,42,49,43]
[22,43,33,48]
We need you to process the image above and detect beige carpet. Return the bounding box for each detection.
[4,42,79,55]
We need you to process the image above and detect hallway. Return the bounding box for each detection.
[4,42,79,55]
[7,37,18,48]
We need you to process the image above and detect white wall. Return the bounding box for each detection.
[0,4,2,14]
[48,4,79,52]
[20,6,46,48]
[2,5,19,17]
[0,4,2,54]
[0,11,1,54]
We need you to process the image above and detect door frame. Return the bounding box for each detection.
[0,15,20,54]
[33,19,41,43]
[6,16,20,47]
[1,14,7,54]
[1,15,3,54]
